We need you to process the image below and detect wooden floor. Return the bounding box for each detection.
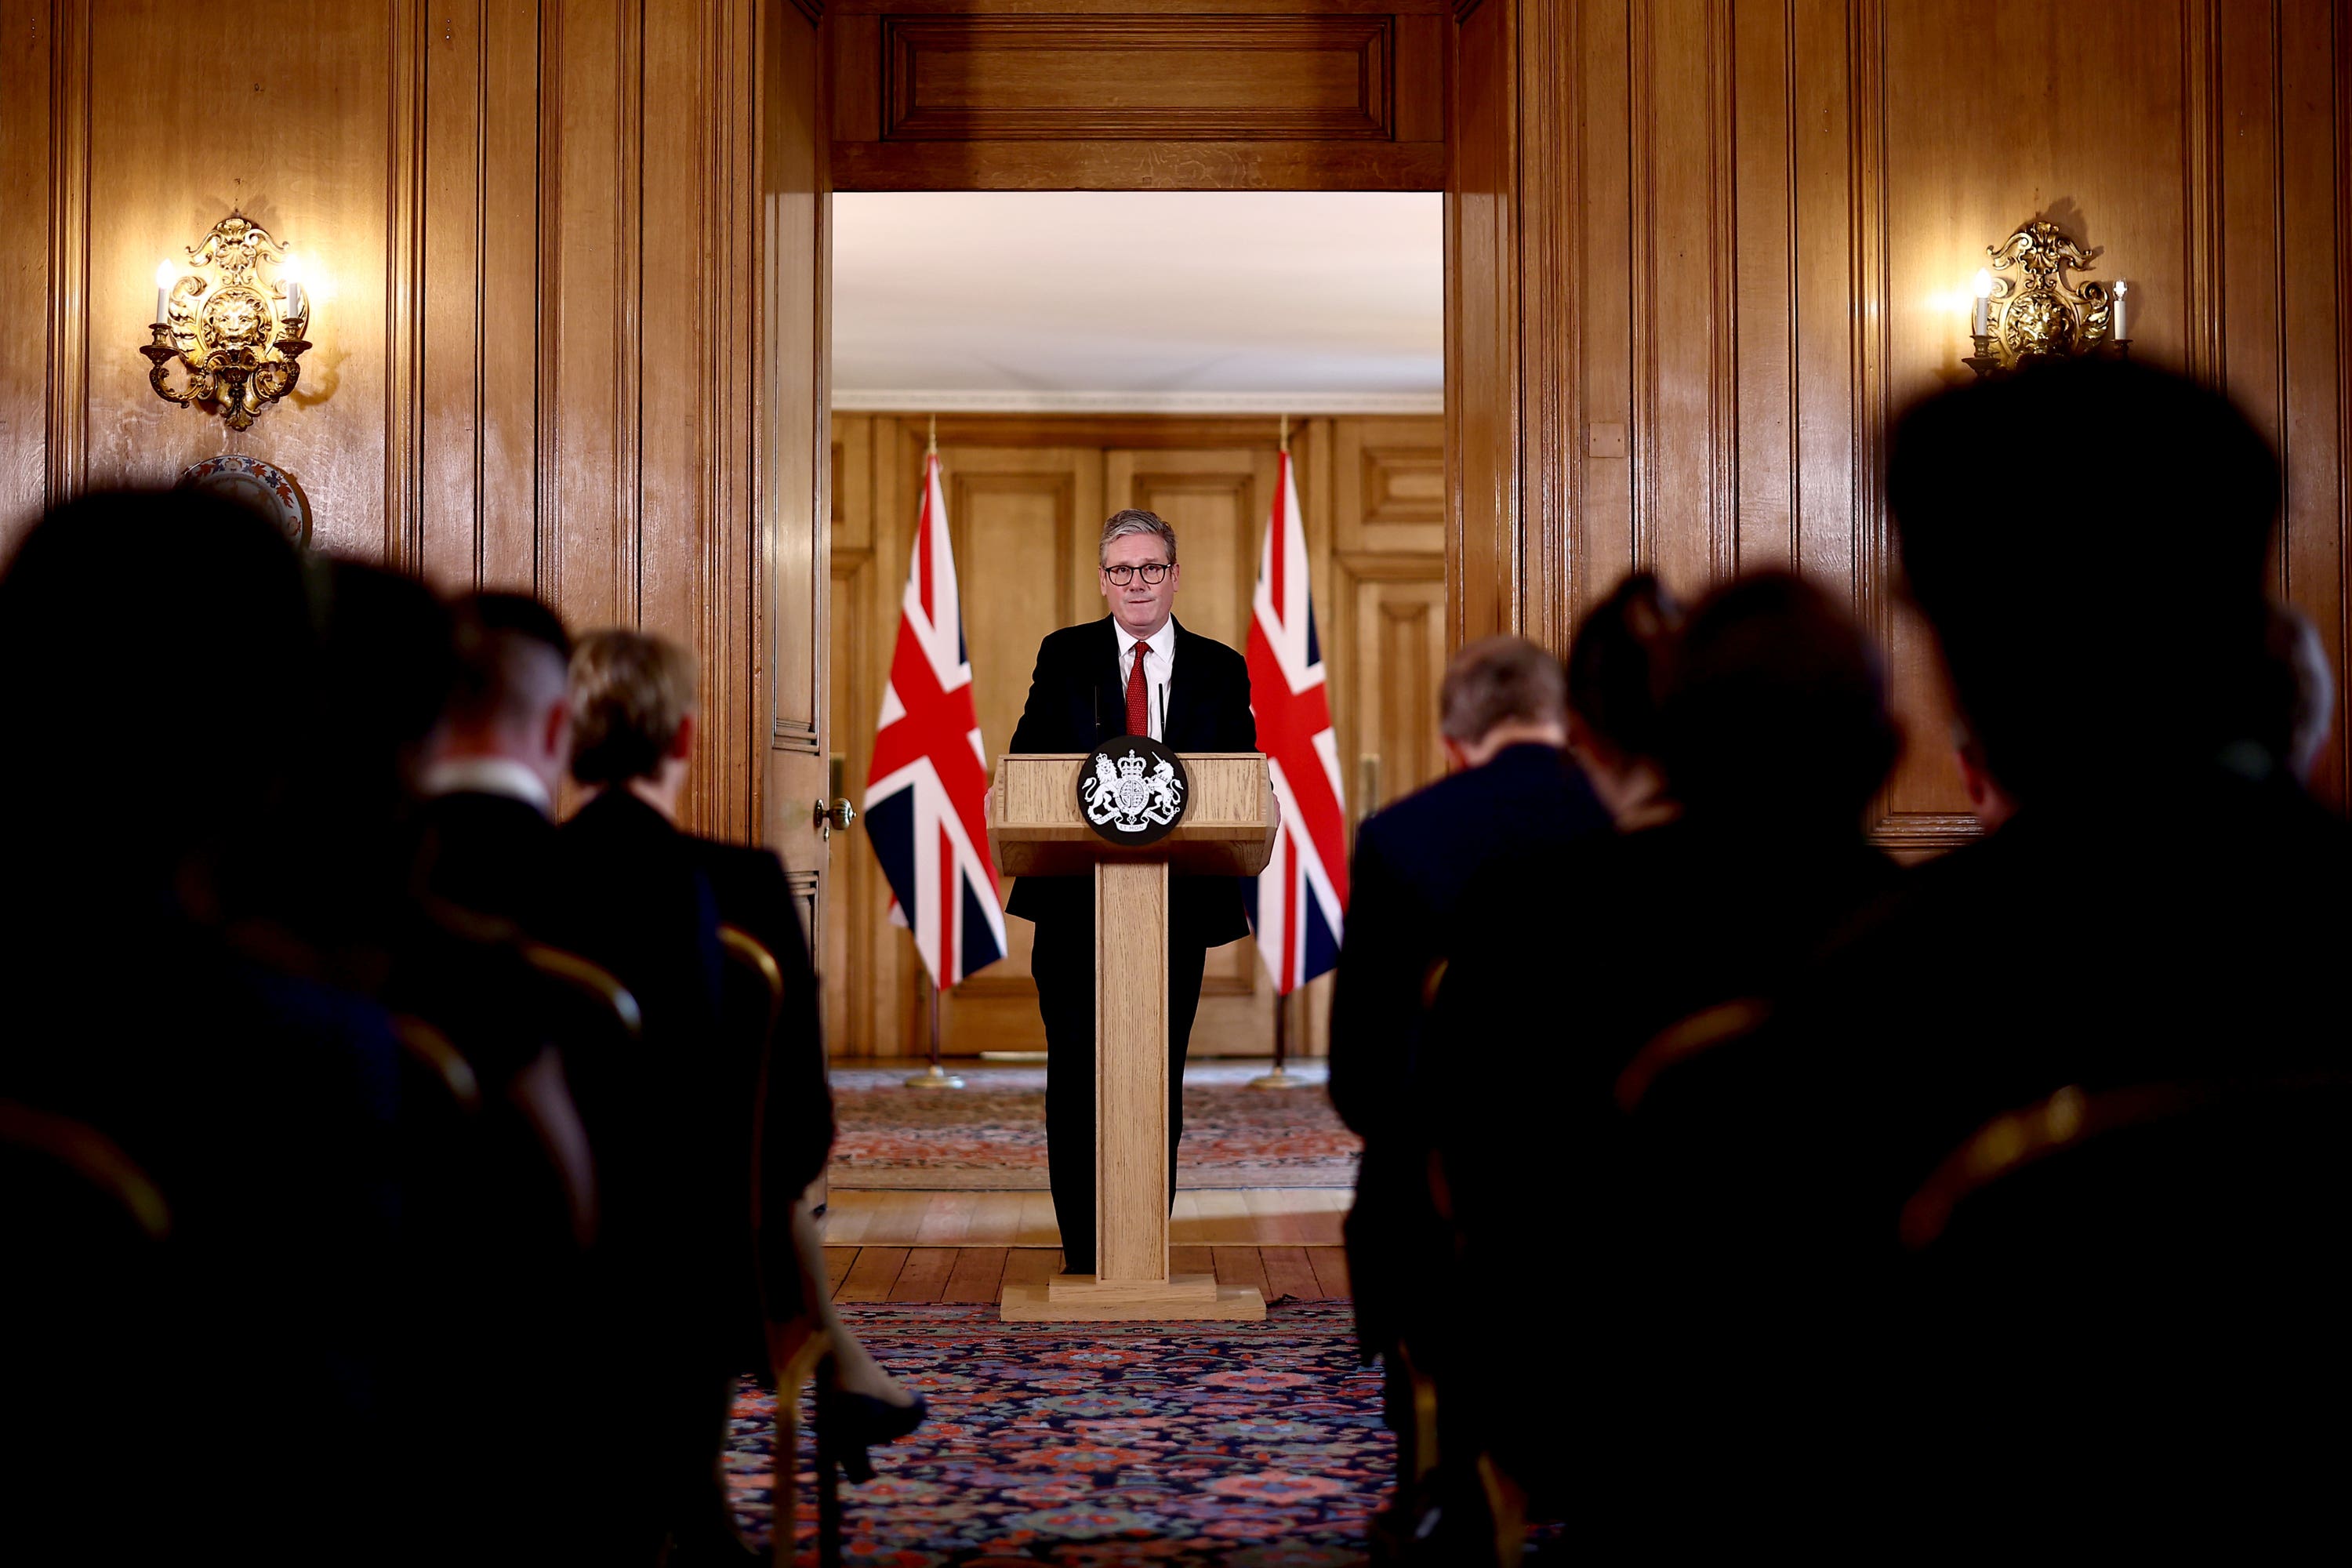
[822,1186,1350,1247]
[824,1244,1352,1304]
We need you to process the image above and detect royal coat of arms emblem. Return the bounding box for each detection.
[1077,735,1189,847]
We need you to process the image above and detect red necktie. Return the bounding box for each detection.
[1126,643,1150,736]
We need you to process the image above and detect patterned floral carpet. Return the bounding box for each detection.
[726,1301,1392,1566]
[828,1066,1362,1191]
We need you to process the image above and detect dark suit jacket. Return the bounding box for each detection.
[1327,742,1612,1352]
[1005,615,1258,947]
[410,789,562,935]
[551,790,735,1338]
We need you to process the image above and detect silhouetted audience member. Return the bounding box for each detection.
[371,586,610,1563]
[405,590,597,1244]
[555,630,919,1562]
[681,742,927,1499]
[546,630,756,1562]
[1792,361,2350,1220]
[1752,359,2352,1540]
[415,593,575,928]
[1431,570,1901,1537]
[1563,571,1682,826]
[1327,636,1609,1531]
[0,492,408,1558]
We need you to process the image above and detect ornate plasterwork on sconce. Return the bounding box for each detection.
[141,213,312,431]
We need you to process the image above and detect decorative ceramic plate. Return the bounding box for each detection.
[176,453,311,547]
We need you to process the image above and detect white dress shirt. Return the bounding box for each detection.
[419,754,554,816]
[1115,618,1178,742]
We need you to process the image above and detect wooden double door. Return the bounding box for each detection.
[826,413,1446,1061]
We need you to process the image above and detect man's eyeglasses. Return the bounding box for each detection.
[1102,562,1173,586]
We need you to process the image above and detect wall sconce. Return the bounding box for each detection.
[1964,219,2130,378]
[141,212,312,431]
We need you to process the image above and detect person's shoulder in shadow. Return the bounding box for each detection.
[410,788,560,927]
[555,787,703,891]
[685,833,812,970]
[1360,743,1610,901]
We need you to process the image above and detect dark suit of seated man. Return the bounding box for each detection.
[410,592,593,1218]
[1007,507,1257,1276]
[412,593,575,933]
[1327,636,1610,1506]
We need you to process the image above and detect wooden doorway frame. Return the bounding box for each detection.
[811,2,1466,1058]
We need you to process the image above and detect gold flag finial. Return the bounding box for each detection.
[927,412,938,456]
[1279,412,1289,454]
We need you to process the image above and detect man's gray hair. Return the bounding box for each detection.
[1100,509,1178,566]
[1439,635,1568,744]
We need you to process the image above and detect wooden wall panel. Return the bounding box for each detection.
[825,412,1438,1059]
[477,0,543,591]
[0,0,58,544]
[4,0,797,849]
[67,0,397,556]
[1573,0,1632,622]
[2274,0,2349,804]
[1445,0,1518,644]
[545,0,635,626]
[825,415,879,1056]
[1454,0,2352,833]
[1635,0,1736,594]
[883,15,1394,140]
[1333,416,1443,555]
[762,0,833,887]
[417,1,484,587]
[830,0,1446,191]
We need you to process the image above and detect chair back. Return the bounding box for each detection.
[712,923,843,1566]
[391,1014,484,1113]
[522,941,644,1041]
[719,923,786,1039]
[717,922,786,1228]
[1904,1077,2352,1273]
[1900,1079,2352,1500]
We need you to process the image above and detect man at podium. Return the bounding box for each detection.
[1007,509,1258,1275]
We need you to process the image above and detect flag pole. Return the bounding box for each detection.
[1250,988,1301,1090]
[905,974,965,1089]
[1251,408,1306,1092]
[906,412,964,1091]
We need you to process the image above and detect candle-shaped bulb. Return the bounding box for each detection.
[1971,268,1993,337]
[2111,278,2130,340]
[154,260,177,326]
[279,255,307,325]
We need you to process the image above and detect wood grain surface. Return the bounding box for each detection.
[1094,858,1171,1283]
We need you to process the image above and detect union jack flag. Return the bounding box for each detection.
[1241,448,1348,995]
[862,451,1007,988]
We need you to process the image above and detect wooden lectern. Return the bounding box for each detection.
[987,751,1279,1321]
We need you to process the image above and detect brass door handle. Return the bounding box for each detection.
[815,797,858,841]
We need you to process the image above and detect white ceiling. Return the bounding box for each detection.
[831,191,1443,412]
